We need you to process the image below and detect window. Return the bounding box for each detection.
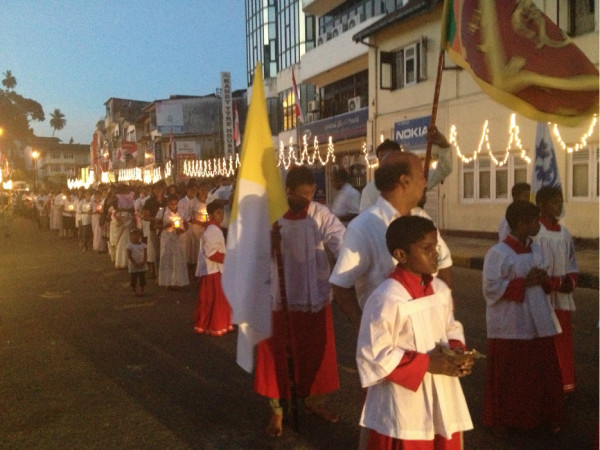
[568,146,599,200]
[461,153,530,202]
[280,88,298,131]
[380,37,427,90]
[51,152,60,159]
[63,153,74,160]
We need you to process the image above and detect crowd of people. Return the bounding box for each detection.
[6,132,581,447]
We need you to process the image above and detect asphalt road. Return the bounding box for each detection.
[0,216,597,449]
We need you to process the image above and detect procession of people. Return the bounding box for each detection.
[6,134,586,448]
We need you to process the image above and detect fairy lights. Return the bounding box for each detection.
[182,154,240,178]
[277,135,336,169]
[553,115,598,153]
[451,114,531,166]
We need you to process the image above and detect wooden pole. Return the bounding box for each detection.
[424,49,446,181]
[272,222,300,431]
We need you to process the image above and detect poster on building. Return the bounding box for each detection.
[156,101,184,134]
[221,72,234,156]
[176,140,201,158]
[154,140,163,164]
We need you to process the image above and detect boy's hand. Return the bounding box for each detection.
[427,345,466,377]
[525,267,547,287]
[559,276,574,293]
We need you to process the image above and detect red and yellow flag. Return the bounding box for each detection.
[441,0,599,127]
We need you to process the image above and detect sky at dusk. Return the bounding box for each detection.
[1,0,248,145]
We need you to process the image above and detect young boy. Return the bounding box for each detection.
[254,165,345,437]
[126,228,148,296]
[498,182,531,241]
[193,200,233,336]
[535,186,579,394]
[483,200,565,433]
[356,215,474,449]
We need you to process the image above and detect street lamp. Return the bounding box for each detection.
[31,150,39,190]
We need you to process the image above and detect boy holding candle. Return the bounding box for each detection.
[357,215,474,449]
[194,200,233,336]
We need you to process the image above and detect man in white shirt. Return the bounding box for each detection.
[330,151,453,332]
[330,169,360,224]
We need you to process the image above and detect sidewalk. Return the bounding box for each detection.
[443,234,599,290]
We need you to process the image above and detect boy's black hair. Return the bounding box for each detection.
[535,185,563,206]
[206,199,224,215]
[375,139,402,158]
[386,215,437,255]
[285,165,315,189]
[511,182,531,198]
[505,200,540,230]
[166,194,179,204]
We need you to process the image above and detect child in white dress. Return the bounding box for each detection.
[126,228,148,296]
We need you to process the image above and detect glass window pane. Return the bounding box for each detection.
[572,164,589,197]
[463,172,474,198]
[479,171,491,198]
[514,168,528,184]
[496,169,508,198]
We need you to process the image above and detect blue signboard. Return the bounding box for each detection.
[394,116,431,149]
[299,108,368,143]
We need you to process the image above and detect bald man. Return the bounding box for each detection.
[329,151,453,332]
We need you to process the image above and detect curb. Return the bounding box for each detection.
[452,254,599,290]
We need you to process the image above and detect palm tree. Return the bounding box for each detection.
[2,70,17,90]
[49,108,67,136]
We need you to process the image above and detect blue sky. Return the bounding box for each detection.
[0,0,247,145]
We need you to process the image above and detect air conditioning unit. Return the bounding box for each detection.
[317,32,331,45]
[305,112,320,123]
[307,100,319,112]
[347,12,365,29]
[348,96,361,111]
[331,23,346,38]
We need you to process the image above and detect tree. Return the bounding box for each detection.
[2,70,16,90]
[50,108,66,136]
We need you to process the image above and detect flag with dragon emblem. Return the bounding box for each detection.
[441,0,599,127]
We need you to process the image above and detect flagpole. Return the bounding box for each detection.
[272,222,300,432]
[424,49,445,181]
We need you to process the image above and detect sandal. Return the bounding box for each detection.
[304,404,339,423]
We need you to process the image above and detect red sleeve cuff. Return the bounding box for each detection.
[566,273,579,288]
[385,351,429,392]
[502,278,525,302]
[208,251,225,264]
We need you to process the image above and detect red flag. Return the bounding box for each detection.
[441,0,599,127]
[292,67,304,124]
[233,103,241,147]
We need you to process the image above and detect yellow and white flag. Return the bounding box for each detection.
[222,62,288,373]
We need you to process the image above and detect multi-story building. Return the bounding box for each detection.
[245,0,598,238]
[245,0,409,203]
[351,0,598,238]
[31,137,91,187]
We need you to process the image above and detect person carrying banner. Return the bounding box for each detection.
[253,165,345,437]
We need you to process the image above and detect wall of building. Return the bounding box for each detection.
[368,7,599,238]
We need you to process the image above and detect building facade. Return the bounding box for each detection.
[352,0,599,238]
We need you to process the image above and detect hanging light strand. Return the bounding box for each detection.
[553,115,598,153]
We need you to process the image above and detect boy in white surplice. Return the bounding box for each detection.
[357,215,474,449]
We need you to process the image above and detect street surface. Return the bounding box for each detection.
[0,216,598,449]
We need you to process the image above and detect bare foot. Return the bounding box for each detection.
[266,413,283,437]
[305,404,339,423]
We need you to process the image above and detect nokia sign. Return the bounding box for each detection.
[394,116,431,149]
